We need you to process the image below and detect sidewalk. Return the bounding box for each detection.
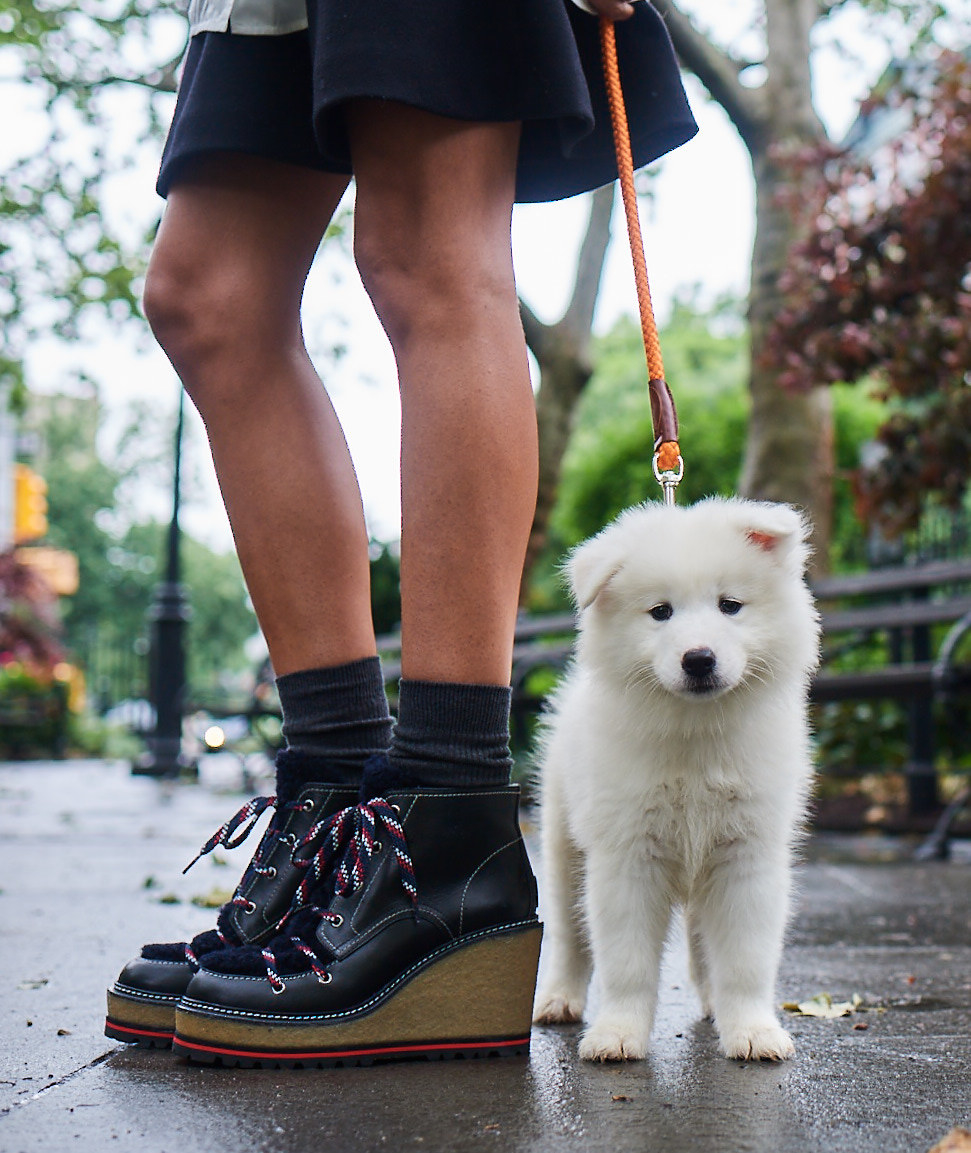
[1,758,968,1153]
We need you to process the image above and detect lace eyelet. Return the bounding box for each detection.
[391,804,401,814]
[281,832,297,847]
[301,799,315,812]
[317,971,333,985]
[264,866,277,879]
[270,980,287,995]
[330,914,344,928]
[372,842,382,854]
[243,900,257,914]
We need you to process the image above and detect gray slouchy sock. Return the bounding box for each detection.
[275,656,392,785]
[384,678,514,789]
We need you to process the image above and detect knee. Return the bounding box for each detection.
[142,248,226,391]
[353,218,515,352]
[143,241,290,406]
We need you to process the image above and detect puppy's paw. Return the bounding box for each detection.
[533,988,585,1025]
[719,1023,795,1062]
[578,1019,648,1062]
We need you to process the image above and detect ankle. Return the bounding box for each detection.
[384,679,513,790]
[276,656,392,783]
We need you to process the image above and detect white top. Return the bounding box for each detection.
[185,0,623,38]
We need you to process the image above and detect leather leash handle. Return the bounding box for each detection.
[600,16,683,503]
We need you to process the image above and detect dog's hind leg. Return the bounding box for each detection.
[685,905,713,1020]
[533,778,591,1026]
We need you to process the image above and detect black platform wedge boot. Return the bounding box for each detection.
[172,777,541,1067]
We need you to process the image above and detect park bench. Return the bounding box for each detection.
[376,558,971,771]
[810,557,971,853]
[207,557,969,850]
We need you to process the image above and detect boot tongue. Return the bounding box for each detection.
[189,925,236,954]
[274,748,339,806]
[358,753,422,801]
[213,907,245,947]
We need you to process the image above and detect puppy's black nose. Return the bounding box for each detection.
[682,647,717,678]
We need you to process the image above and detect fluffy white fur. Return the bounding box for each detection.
[532,497,820,1062]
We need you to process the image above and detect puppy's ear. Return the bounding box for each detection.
[567,532,624,610]
[738,502,812,573]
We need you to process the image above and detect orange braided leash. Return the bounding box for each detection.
[600,16,683,498]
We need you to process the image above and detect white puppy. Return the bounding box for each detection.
[532,497,820,1062]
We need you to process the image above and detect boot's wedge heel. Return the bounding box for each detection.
[105,991,178,1047]
[173,922,542,1067]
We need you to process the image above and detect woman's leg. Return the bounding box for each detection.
[107,156,394,1048]
[161,116,543,1066]
[143,154,376,678]
[349,103,538,690]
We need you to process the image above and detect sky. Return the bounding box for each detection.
[9,0,904,553]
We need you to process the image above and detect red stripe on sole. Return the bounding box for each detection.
[174,1035,530,1062]
[105,1019,175,1040]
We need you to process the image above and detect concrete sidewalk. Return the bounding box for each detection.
[1,758,968,1153]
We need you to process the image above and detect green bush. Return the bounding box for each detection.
[0,661,70,759]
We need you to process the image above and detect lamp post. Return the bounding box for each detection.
[134,387,197,777]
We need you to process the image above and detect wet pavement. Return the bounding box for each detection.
[1,757,969,1153]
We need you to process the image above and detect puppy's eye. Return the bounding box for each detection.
[648,603,673,622]
[719,598,744,616]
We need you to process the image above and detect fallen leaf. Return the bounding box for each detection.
[853,1022,869,1031]
[781,993,863,1019]
[157,893,181,905]
[928,1128,971,1153]
[18,978,49,991]
[191,887,234,909]
[611,1095,631,1102]
[57,1028,72,1036]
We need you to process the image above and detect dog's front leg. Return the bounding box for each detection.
[579,849,673,1061]
[695,847,795,1061]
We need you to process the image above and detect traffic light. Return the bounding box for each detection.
[13,463,48,543]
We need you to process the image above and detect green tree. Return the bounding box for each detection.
[649,0,962,564]
[24,388,257,702]
[0,0,183,407]
[764,53,971,537]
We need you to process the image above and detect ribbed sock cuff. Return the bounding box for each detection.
[275,656,392,782]
[386,679,513,788]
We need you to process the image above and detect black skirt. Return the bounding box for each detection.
[157,0,697,204]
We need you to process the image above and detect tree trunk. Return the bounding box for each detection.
[738,0,834,567]
[741,148,834,569]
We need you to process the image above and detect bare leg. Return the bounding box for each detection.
[348,103,538,686]
[143,155,376,676]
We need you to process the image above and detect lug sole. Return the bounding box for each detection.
[105,988,177,1047]
[173,922,542,1069]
